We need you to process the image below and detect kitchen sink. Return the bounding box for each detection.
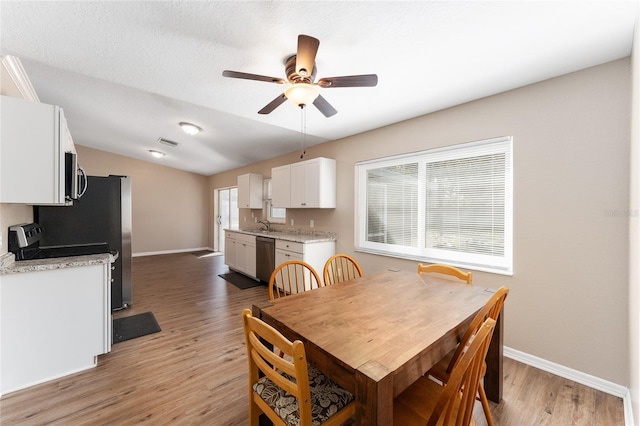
[240,229,280,234]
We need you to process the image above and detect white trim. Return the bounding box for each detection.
[504,346,627,397]
[624,388,635,426]
[1,55,40,102]
[504,346,633,424]
[132,247,214,257]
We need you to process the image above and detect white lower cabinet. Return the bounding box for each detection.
[225,231,257,279]
[225,230,335,286]
[275,239,335,288]
[0,262,111,395]
[275,239,304,265]
[224,232,238,269]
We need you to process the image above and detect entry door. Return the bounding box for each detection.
[217,187,238,252]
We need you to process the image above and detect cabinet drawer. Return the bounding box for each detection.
[226,231,256,244]
[235,233,256,244]
[275,239,304,254]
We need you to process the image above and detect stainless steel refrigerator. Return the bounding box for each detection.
[34,175,132,310]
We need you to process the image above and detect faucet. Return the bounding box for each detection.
[257,219,271,232]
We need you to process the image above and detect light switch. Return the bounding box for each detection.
[310,220,314,227]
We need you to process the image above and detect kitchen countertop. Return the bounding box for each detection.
[228,228,337,243]
[0,251,118,275]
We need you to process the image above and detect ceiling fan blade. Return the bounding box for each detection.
[296,35,320,79]
[317,74,378,88]
[313,95,337,118]
[258,93,287,114]
[222,70,286,84]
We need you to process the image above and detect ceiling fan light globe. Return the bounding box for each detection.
[284,83,320,107]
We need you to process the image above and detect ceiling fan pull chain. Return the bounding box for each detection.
[300,104,307,159]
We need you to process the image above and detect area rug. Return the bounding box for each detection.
[113,312,161,344]
[219,272,263,290]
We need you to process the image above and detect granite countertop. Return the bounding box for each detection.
[0,251,118,275]
[227,228,337,243]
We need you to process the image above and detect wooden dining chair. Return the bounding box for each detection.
[394,317,497,425]
[426,286,509,426]
[417,263,473,284]
[322,253,364,286]
[242,309,355,426]
[268,260,322,300]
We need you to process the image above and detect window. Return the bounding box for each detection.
[356,136,513,274]
[263,179,286,224]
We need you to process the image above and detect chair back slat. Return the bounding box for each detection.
[445,286,509,375]
[242,309,314,425]
[427,318,497,426]
[269,260,322,300]
[323,254,364,286]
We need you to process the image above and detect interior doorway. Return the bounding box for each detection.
[215,187,238,252]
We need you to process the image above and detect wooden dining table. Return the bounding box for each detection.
[252,269,503,425]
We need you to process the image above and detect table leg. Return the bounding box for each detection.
[355,362,393,425]
[484,307,504,402]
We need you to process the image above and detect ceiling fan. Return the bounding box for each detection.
[222,34,378,118]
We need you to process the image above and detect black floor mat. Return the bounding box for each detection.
[219,272,263,290]
[113,312,161,344]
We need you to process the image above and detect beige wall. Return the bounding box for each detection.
[629,16,639,424]
[209,58,631,385]
[76,146,209,255]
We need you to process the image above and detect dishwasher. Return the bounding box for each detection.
[255,236,275,282]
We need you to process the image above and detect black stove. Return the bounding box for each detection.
[9,223,114,261]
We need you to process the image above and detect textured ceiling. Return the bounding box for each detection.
[1,1,638,176]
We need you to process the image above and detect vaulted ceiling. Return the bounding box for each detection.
[1,1,637,175]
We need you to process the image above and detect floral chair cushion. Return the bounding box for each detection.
[253,364,354,426]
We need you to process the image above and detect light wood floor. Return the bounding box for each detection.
[0,252,625,425]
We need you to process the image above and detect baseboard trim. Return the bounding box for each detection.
[132,247,214,257]
[504,346,633,425]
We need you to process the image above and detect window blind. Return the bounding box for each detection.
[355,136,513,274]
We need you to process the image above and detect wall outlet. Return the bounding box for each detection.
[310,220,314,227]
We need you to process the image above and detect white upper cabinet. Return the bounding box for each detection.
[271,164,291,208]
[237,173,263,209]
[289,157,336,208]
[0,96,71,205]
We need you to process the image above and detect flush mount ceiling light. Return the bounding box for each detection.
[149,150,165,159]
[179,122,202,136]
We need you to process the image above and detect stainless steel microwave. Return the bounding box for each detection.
[65,152,87,202]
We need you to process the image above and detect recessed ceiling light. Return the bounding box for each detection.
[179,122,202,135]
[149,150,165,159]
